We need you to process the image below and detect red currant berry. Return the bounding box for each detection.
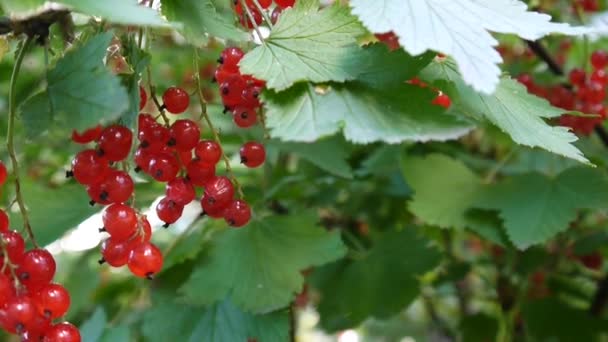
[569,68,587,86]
[0,209,9,232]
[138,113,156,132]
[375,32,400,50]
[0,273,15,306]
[240,142,266,168]
[220,76,247,108]
[271,6,283,24]
[246,0,272,8]
[214,66,236,84]
[1,230,25,264]
[201,195,229,218]
[274,0,295,8]
[432,93,451,108]
[147,153,180,182]
[43,322,81,342]
[139,85,147,110]
[591,69,608,85]
[240,86,262,108]
[166,178,196,205]
[186,160,216,187]
[239,5,263,29]
[102,204,138,241]
[128,242,163,279]
[592,50,608,69]
[162,87,190,114]
[100,238,138,267]
[232,107,258,128]
[178,150,193,168]
[71,149,110,186]
[23,313,51,337]
[88,170,134,204]
[17,249,56,291]
[204,176,235,207]
[33,283,71,319]
[219,47,245,73]
[98,125,133,162]
[223,200,251,227]
[169,120,201,151]
[0,295,36,333]
[0,162,6,187]
[156,197,184,226]
[71,125,102,144]
[195,140,222,165]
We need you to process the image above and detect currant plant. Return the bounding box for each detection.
[3,0,608,341]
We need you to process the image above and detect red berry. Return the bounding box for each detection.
[17,249,56,291]
[0,273,15,306]
[271,6,283,24]
[166,178,196,205]
[220,76,247,108]
[33,283,71,319]
[591,69,608,85]
[432,93,451,108]
[0,161,5,186]
[592,50,608,69]
[156,197,184,225]
[223,200,251,227]
[195,140,222,165]
[201,195,229,218]
[0,209,7,232]
[71,149,110,185]
[214,66,236,84]
[162,87,190,114]
[139,85,147,110]
[1,230,25,264]
[239,5,263,29]
[583,81,606,103]
[240,142,266,168]
[580,252,603,270]
[375,32,400,50]
[71,125,102,144]
[44,322,81,342]
[240,86,263,108]
[87,170,134,204]
[147,153,180,182]
[169,119,201,152]
[102,204,138,241]
[232,107,258,128]
[100,238,138,267]
[186,160,216,187]
[24,314,51,337]
[178,150,193,168]
[246,0,272,8]
[274,0,295,8]
[219,47,245,73]
[128,242,163,278]
[203,176,235,207]
[98,125,133,162]
[569,68,587,86]
[0,295,36,333]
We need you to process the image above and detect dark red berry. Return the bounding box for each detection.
[0,161,6,186]
[156,197,184,225]
[186,160,216,187]
[44,322,81,342]
[195,140,222,165]
[166,178,196,205]
[0,210,7,232]
[128,242,163,278]
[169,120,201,151]
[223,200,251,227]
[240,142,266,168]
[17,249,56,291]
[274,0,295,8]
[240,86,262,108]
[71,149,110,185]
[100,238,138,267]
[98,125,133,162]
[232,107,258,128]
[71,125,102,144]
[102,204,138,241]
[219,47,245,73]
[162,87,190,114]
[33,283,71,319]
[147,153,180,182]
[0,273,15,306]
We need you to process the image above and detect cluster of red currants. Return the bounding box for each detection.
[574,0,600,12]
[0,162,81,342]
[518,50,608,135]
[233,0,295,28]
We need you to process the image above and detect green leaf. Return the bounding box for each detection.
[100,325,130,342]
[161,0,246,43]
[310,229,441,331]
[178,212,346,313]
[162,221,211,270]
[239,0,366,90]
[57,254,101,320]
[20,32,129,138]
[459,313,499,342]
[270,137,353,178]
[403,154,481,229]
[263,83,472,143]
[422,60,588,164]
[119,35,151,128]
[142,296,288,342]
[80,307,107,342]
[8,182,99,247]
[58,0,165,26]
[474,167,608,249]
[0,0,43,13]
[522,299,608,342]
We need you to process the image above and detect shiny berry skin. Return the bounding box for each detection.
[17,249,56,291]
[139,85,147,110]
[204,176,235,207]
[44,322,81,342]
[223,200,251,227]
[246,0,272,8]
[178,150,193,168]
[0,161,5,186]
[71,149,110,185]
[274,0,295,8]
[0,295,36,333]
[128,242,163,278]
[219,47,245,73]
[432,93,451,108]
[162,87,190,114]
[240,142,266,168]
[98,125,133,162]
[71,125,102,144]
[169,120,201,151]
[156,197,184,225]
[591,69,608,85]
[271,6,283,24]
[139,122,170,150]
[220,76,247,108]
[147,153,180,182]
[239,5,263,29]
[102,204,138,241]
[232,107,258,128]
[166,178,196,205]
[214,66,236,84]
[33,283,71,319]
[24,314,51,337]
[87,170,134,204]
[186,160,216,187]
[195,140,222,165]
[0,209,7,232]
[0,273,15,306]
[100,238,138,267]
[240,86,262,108]
[201,195,228,218]
[1,230,25,264]
[592,50,608,70]
[569,68,587,86]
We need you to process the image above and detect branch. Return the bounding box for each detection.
[524,40,564,76]
[7,36,38,248]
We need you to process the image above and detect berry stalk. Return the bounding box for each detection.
[7,36,38,248]
[193,48,245,199]
[251,0,274,29]
[240,0,266,45]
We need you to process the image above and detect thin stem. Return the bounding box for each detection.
[193,48,245,198]
[240,0,266,45]
[524,40,563,76]
[251,0,273,29]
[7,37,38,248]
[146,66,170,126]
